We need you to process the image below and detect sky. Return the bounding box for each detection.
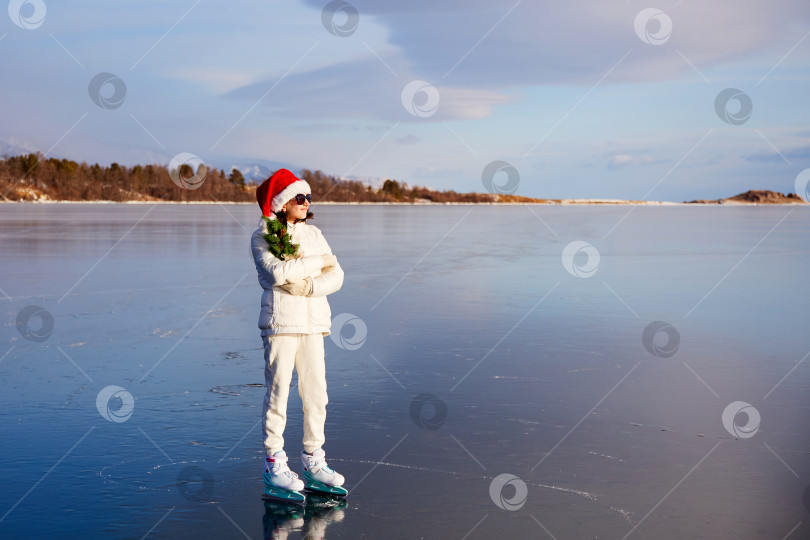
[1,0,810,201]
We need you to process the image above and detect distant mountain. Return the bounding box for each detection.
[0,139,42,158]
[218,159,299,184]
[228,163,272,183]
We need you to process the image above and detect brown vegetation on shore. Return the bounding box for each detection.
[0,153,501,204]
[0,153,252,203]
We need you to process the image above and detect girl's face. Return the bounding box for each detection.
[282,194,310,221]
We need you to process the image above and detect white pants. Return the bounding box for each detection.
[262,333,328,455]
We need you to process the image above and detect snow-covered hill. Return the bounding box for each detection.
[0,139,43,158]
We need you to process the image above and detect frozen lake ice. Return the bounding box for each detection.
[1,202,809,539]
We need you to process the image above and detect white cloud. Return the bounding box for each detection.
[165,68,259,94]
[437,87,514,119]
[302,0,810,87]
[608,154,655,169]
[222,57,514,122]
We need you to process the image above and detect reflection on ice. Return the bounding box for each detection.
[262,494,346,540]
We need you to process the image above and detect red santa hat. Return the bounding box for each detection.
[256,169,311,217]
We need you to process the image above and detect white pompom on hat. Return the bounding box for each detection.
[256,169,311,217]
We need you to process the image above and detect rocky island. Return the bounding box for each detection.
[686,190,806,205]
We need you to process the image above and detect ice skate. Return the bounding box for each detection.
[262,451,306,504]
[301,449,347,497]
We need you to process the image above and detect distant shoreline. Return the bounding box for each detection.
[2,154,805,206]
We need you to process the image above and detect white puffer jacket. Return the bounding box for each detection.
[250,218,344,336]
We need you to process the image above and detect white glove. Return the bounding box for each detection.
[280,277,312,296]
[321,254,338,272]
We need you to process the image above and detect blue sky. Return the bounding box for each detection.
[1,0,809,200]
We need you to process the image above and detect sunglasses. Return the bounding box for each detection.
[293,193,312,205]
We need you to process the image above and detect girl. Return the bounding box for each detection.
[250,168,346,499]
